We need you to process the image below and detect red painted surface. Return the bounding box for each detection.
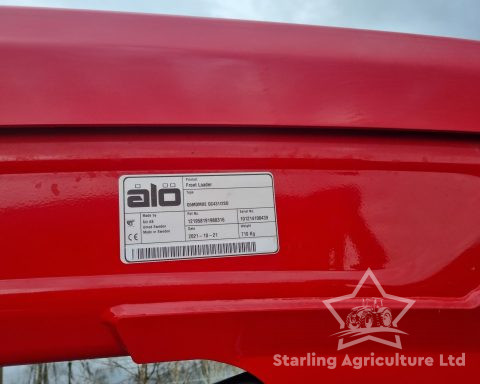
[1,6,480,133]
[1,130,480,382]
[1,7,480,384]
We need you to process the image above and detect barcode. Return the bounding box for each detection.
[130,241,257,261]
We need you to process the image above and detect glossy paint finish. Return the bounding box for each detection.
[1,7,480,133]
[1,6,480,384]
[1,129,480,382]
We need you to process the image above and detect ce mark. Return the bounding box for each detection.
[128,233,139,241]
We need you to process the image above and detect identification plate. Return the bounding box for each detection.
[119,172,279,263]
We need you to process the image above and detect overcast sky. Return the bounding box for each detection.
[0,0,479,41]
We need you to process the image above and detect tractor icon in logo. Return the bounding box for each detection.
[323,269,415,349]
[345,297,392,330]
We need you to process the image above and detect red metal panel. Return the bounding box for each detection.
[0,7,480,133]
[1,7,480,383]
[0,130,479,383]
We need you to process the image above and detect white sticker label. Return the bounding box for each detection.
[119,172,279,263]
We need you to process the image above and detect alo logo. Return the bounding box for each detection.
[127,183,181,208]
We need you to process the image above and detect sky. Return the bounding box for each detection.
[0,0,480,41]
